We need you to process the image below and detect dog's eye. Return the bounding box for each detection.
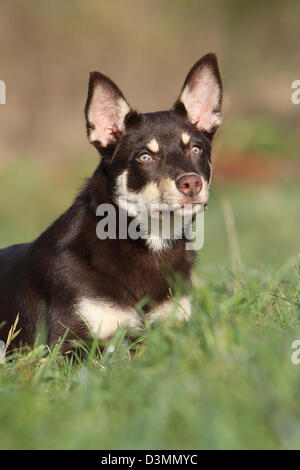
[191,145,203,157]
[136,153,153,163]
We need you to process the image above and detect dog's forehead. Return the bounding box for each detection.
[143,110,182,129]
[143,111,189,142]
[126,111,197,148]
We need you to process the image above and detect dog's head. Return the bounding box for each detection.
[85,53,222,219]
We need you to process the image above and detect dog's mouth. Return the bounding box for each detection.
[115,192,208,219]
[149,202,207,218]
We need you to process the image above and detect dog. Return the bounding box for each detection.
[0,53,223,352]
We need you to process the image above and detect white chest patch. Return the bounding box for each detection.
[77,298,142,340]
[147,296,191,324]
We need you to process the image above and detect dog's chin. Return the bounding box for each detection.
[149,202,206,218]
[115,195,208,219]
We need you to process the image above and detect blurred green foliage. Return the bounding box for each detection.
[221,117,300,157]
[0,159,299,449]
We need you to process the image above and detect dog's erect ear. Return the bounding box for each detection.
[174,53,223,135]
[85,72,131,148]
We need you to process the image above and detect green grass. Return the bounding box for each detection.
[221,117,300,158]
[0,158,299,449]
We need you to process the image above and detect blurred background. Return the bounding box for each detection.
[0,0,300,451]
[0,0,299,269]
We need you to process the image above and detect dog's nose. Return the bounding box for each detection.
[176,174,202,197]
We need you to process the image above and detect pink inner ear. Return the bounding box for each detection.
[180,67,222,133]
[88,84,130,147]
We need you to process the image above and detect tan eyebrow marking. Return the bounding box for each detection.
[146,138,159,153]
[181,132,191,145]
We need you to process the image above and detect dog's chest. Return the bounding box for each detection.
[117,243,192,303]
[77,242,194,339]
[77,295,191,340]
[89,239,192,303]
